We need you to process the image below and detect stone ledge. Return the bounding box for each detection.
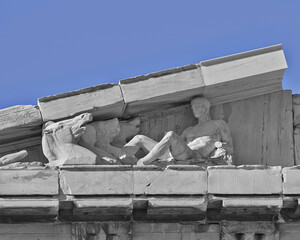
[0,105,42,144]
[147,197,207,219]
[120,66,205,116]
[0,198,58,216]
[133,165,207,195]
[59,167,134,195]
[69,197,133,221]
[0,169,59,195]
[0,166,298,197]
[283,166,300,195]
[38,83,124,122]
[201,44,287,105]
[0,165,295,197]
[207,165,282,195]
[0,166,299,222]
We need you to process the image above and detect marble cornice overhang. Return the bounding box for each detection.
[0,165,300,223]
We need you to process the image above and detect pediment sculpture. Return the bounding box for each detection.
[120,97,233,166]
[41,97,234,166]
[42,113,97,166]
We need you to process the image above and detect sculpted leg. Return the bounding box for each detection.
[119,135,158,158]
[138,131,192,165]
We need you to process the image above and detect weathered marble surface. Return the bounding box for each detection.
[0,198,58,217]
[42,113,97,166]
[0,161,45,170]
[282,166,300,194]
[293,94,300,165]
[59,166,134,195]
[78,117,140,165]
[133,165,207,195]
[211,90,293,166]
[0,105,42,144]
[0,150,28,166]
[0,137,48,165]
[120,45,287,118]
[208,165,282,194]
[0,166,300,224]
[0,170,58,195]
[38,83,124,122]
[202,44,287,106]
[121,97,233,166]
[0,223,72,240]
[220,221,278,240]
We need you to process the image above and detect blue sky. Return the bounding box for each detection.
[1,1,299,109]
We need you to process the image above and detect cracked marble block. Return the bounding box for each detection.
[208,165,282,195]
[133,165,207,195]
[282,166,300,195]
[0,170,58,195]
[59,166,134,195]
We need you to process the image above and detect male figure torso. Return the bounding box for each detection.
[182,119,231,158]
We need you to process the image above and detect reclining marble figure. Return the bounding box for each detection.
[42,113,97,166]
[42,98,233,166]
[78,117,141,165]
[120,97,234,165]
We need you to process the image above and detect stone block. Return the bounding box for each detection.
[208,165,282,194]
[72,222,130,240]
[147,197,207,216]
[293,94,300,127]
[72,197,133,220]
[220,221,278,240]
[211,90,293,166]
[222,197,283,208]
[132,223,220,240]
[202,44,287,105]
[59,166,133,195]
[0,223,71,240]
[38,83,124,122]
[0,105,42,144]
[120,65,205,116]
[133,165,207,195]
[221,197,283,216]
[0,198,58,216]
[0,170,58,195]
[280,223,300,240]
[282,167,300,195]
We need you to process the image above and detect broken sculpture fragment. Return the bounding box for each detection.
[0,150,28,166]
[42,113,97,166]
[79,117,141,165]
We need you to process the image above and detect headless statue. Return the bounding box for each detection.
[120,97,234,165]
[78,117,141,165]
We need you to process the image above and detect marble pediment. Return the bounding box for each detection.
[0,44,289,168]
